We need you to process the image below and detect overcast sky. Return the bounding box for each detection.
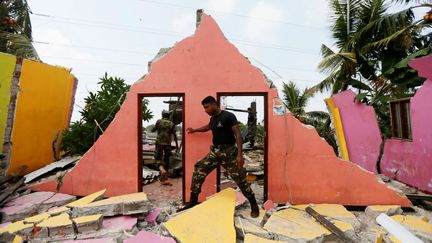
[27,0,419,124]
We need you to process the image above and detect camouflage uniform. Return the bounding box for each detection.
[247,108,257,146]
[191,145,254,198]
[153,118,175,170]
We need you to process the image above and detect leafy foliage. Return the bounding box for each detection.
[0,0,38,59]
[62,73,153,155]
[282,81,338,155]
[314,0,431,138]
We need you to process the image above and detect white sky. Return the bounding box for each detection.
[27,0,422,124]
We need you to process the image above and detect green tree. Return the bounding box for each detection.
[312,0,431,137]
[0,0,38,59]
[282,81,338,155]
[62,73,153,155]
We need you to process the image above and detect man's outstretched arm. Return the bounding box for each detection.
[187,123,210,133]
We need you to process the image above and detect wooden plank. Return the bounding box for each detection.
[305,206,354,243]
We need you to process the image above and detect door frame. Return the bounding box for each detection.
[137,93,186,201]
[216,92,269,201]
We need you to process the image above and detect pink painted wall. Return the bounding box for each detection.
[32,13,409,206]
[380,55,432,193]
[333,91,382,172]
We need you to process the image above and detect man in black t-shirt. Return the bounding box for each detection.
[182,96,259,218]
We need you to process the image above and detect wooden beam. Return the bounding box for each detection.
[305,206,354,243]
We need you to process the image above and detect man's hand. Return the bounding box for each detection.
[186,128,196,134]
[236,154,245,167]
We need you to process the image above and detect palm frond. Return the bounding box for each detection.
[0,31,39,59]
[318,45,357,74]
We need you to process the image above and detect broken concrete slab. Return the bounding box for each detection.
[164,188,236,243]
[124,230,176,243]
[24,156,81,184]
[66,189,106,208]
[263,208,354,242]
[35,213,74,238]
[70,192,150,217]
[365,205,403,218]
[1,191,76,222]
[72,214,103,234]
[293,204,359,227]
[235,191,247,208]
[390,214,432,241]
[244,233,284,243]
[76,216,137,240]
[235,216,271,239]
[0,220,33,236]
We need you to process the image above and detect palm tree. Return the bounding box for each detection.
[282,81,338,155]
[0,0,39,59]
[312,0,431,137]
[312,0,431,95]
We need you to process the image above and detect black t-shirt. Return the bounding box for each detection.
[209,110,238,146]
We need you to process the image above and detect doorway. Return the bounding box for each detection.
[217,93,268,203]
[138,94,185,206]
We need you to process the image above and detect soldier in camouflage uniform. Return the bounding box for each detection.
[182,96,259,218]
[151,111,178,184]
[247,103,257,148]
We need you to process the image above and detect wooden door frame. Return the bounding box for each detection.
[216,92,269,201]
[137,93,186,201]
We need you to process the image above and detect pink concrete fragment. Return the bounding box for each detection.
[5,191,75,207]
[262,200,276,211]
[235,191,247,207]
[124,230,176,243]
[77,216,137,239]
[144,208,161,225]
[0,192,75,220]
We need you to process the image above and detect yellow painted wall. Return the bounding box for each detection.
[0,52,17,152]
[325,97,350,161]
[7,59,76,175]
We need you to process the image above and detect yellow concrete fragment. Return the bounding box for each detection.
[24,212,50,224]
[263,208,352,241]
[12,235,23,243]
[0,221,33,233]
[368,205,401,212]
[375,232,384,243]
[244,233,285,243]
[235,217,268,236]
[37,213,72,227]
[48,206,70,215]
[73,192,146,208]
[72,214,103,224]
[66,189,106,207]
[293,204,356,219]
[391,215,432,234]
[388,235,402,243]
[164,188,236,243]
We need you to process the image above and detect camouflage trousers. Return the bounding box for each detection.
[155,144,171,170]
[191,145,254,198]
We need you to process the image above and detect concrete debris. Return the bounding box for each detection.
[376,213,423,243]
[244,233,285,243]
[70,192,151,217]
[72,214,103,234]
[35,213,74,238]
[145,208,161,225]
[365,205,403,218]
[142,166,160,185]
[1,191,76,222]
[124,230,176,243]
[262,200,276,211]
[235,216,271,239]
[24,156,81,184]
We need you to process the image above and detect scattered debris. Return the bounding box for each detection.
[24,156,80,184]
[365,205,403,218]
[376,213,423,243]
[306,206,355,243]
